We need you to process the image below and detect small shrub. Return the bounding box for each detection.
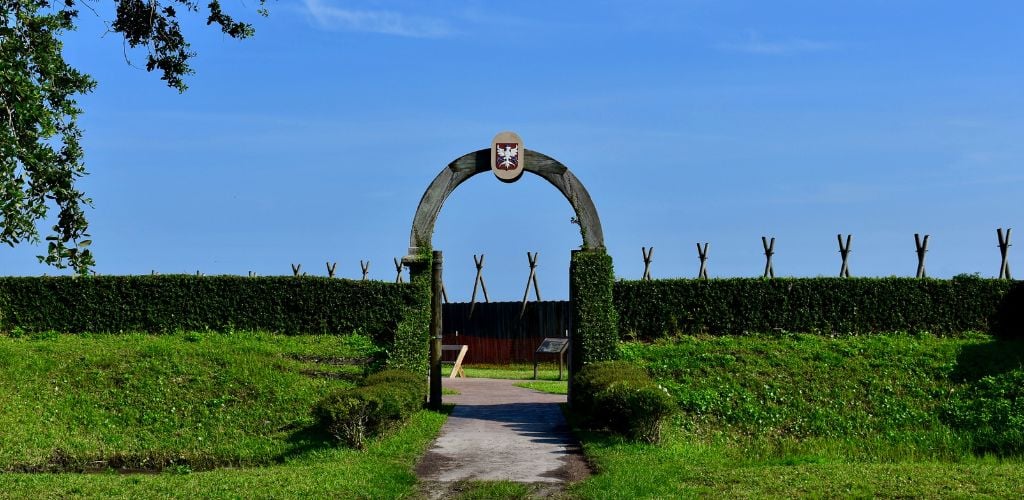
[599,381,676,443]
[572,361,676,443]
[314,369,424,449]
[572,360,648,412]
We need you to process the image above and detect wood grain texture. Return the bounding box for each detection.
[407,148,604,257]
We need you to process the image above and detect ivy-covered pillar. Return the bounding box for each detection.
[389,251,432,374]
[568,249,618,405]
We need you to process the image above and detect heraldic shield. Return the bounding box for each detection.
[491,131,525,182]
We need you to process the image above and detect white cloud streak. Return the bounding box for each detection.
[303,0,453,38]
[718,36,837,55]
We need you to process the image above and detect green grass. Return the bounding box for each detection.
[0,409,447,498]
[442,363,567,381]
[514,381,568,395]
[568,333,1024,498]
[0,331,378,472]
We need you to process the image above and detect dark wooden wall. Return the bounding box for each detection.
[441,301,571,364]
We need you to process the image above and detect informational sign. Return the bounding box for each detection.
[491,131,525,183]
[536,338,569,354]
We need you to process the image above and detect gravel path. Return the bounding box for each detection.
[415,378,590,490]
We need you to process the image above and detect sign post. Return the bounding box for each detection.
[533,337,570,380]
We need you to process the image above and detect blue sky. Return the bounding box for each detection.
[3,0,1022,299]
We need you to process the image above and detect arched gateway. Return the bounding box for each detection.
[404,148,605,256]
[403,133,616,409]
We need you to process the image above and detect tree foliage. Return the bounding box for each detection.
[0,0,267,274]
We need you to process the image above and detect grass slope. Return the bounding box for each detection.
[0,410,447,498]
[0,332,376,472]
[570,333,1024,498]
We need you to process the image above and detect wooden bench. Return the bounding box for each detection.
[441,345,469,379]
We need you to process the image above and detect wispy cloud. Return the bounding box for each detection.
[718,34,837,55]
[303,0,454,38]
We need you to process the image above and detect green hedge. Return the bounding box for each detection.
[614,276,1022,339]
[313,369,425,449]
[570,250,619,366]
[0,276,419,340]
[387,251,432,373]
[572,360,676,443]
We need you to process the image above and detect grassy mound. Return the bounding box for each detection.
[570,333,1024,498]
[0,331,378,472]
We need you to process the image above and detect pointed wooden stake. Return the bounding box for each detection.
[521,252,541,317]
[641,247,654,280]
[998,228,1013,280]
[326,262,337,278]
[837,234,852,278]
[291,263,302,277]
[360,260,370,281]
[915,234,930,278]
[469,254,490,317]
[394,258,405,283]
[762,236,775,278]
[696,243,710,279]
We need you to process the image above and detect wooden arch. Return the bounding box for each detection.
[405,149,605,257]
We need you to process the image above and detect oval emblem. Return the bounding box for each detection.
[491,131,525,183]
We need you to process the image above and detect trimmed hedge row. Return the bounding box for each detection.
[572,361,676,443]
[614,276,1023,339]
[313,369,424,449]
[0,276,419,340]
[570,250,619,365]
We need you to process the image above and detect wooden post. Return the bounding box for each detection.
[642,247,654,280]
[998,228,1013,280]
[291,263,302,277]
[326,262,337,278]
[248,271,257,277]
[762,236,775,278]
[429,251,443,410]
[469,254,489,317]
[915,234,930,278]
[837,234,852,278]
[697,243,709,279]
[360,260,370,281]
[394,258,405,283]
[521,252,541,317]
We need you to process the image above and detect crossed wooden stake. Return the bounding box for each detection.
[469,254,490,317]
[360,260,370,281]
[837,234,852,278]
[998,228,1013,280]
[762,237,775,278]
[326,262,337,278]
[641,247,654,281]
[521,252,541,317]
[393,258,404,283]
[291,263,305,277]
[696,243,710,279]
[915,234,930,278]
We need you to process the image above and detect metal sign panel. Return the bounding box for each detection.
[490,131,525,183]
[536,337,569,354]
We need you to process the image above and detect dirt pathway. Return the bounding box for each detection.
[415,378,590,493]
